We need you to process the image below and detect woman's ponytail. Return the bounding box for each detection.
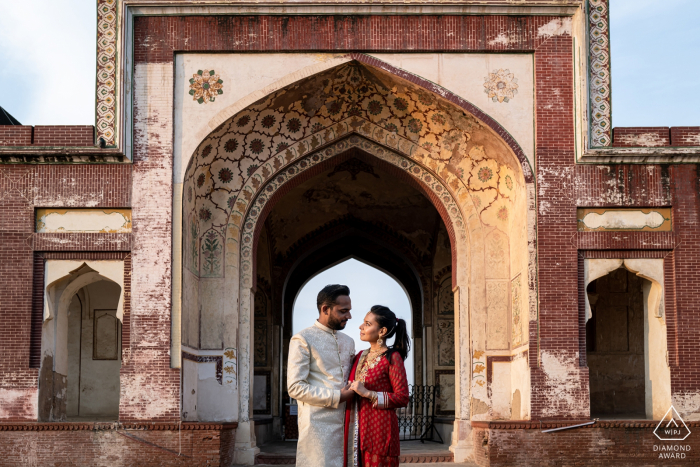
[370,305,411,361]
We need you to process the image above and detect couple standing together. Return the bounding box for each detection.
[288,284,411,467]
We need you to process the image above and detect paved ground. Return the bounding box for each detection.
[244,463,478,466]
[233,439,479,466]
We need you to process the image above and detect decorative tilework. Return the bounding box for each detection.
[588,0,612,147]
[96,0,118,147]
[184,63,525,287]
[484,69,518,103]
[223,348,237,387]
[235,134,468,289]
[189,70,224,104]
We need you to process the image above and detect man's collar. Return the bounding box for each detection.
[314,320,336,334]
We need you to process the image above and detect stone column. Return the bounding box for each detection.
[234,288,260,464]
[450,285,474,462]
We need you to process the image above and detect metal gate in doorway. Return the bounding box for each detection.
[397,385,442,443]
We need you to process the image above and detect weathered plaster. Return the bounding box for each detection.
[44,260,125,322]
[371,53,535,168]
[36,209,132,233]
[129,61,179,420]
[538,350,588,418]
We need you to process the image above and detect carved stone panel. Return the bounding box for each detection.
[437,277,454,316]
[511,274,523,347]
[485,230,509,279]
[436,320,455,366]
[254,321,268,367]
[486,280,509,350]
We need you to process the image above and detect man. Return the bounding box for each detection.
[288,284,356,467]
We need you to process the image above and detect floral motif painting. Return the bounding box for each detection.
[484,69,518,103]
[200,228,223,277]
[223,348,237,387]
[184,62,526,285]
[511,274,523,347]
[186,214,199,275]
[437,277,454,316]
[189,69,224,104]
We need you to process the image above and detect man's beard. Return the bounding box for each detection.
[327,314,347,330]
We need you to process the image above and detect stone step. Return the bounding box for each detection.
[254,452,454,465]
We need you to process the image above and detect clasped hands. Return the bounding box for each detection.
[339,381,371,402]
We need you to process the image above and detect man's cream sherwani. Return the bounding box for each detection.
[288,321,356,467]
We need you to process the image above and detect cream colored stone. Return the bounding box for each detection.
[581,210,665,230]
[36,209,131,233]
[44,260,125,322]
[370,53,535,168]
[174,53,351,183]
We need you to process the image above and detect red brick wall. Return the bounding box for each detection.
[613,127,670,147]
[530,31,590,418]
[133,15,569,64]
[0,164,131,420]
[473,421,700,466]
[670,127,700,146]
[33,126,94,147]
[0,126,32,145]
[0,125,95,147]
[0,423,236,467]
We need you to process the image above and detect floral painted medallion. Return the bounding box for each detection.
[483,69,518,103]
[189,69,224,104]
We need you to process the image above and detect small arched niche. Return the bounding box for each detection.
[39,261,124,422]
[584,258,671,420]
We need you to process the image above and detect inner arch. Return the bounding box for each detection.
[292,259,415,385]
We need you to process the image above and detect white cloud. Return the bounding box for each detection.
[0,1,95,124]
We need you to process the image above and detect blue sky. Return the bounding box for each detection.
[609,0,700,126]
[0,1,697,127]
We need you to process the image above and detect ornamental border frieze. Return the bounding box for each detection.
[588,0,612,147]
[96,0,118,147]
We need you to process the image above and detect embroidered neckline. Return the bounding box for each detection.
[357,348,386,383]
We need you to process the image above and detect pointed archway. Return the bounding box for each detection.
[181,59,536,463]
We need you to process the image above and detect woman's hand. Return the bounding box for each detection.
[349,381,371,399]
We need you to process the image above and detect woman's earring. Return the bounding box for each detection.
[377,337,383,346]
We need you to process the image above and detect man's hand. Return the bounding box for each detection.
[349,381,370,398]
[340,383,355,403]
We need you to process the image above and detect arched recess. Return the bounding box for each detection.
[583,258,672,420]
[39,262,124,422]
[182,59,536,462]
[279,221,426,336]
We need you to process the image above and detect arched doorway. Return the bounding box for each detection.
[39,262,124,421]
[181,59,535,463]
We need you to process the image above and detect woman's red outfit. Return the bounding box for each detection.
[343,350,409,467]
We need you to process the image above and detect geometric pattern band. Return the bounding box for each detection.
[588,0,612,147]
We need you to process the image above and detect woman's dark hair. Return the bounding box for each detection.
[370,305,410,361]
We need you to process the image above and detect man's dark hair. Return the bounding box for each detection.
[317,284,350,312]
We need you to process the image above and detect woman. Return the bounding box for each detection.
[343,305,410,467]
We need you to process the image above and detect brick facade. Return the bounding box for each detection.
[0,422,237,467]
[0,125,95,147]
[1,5,699,466]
